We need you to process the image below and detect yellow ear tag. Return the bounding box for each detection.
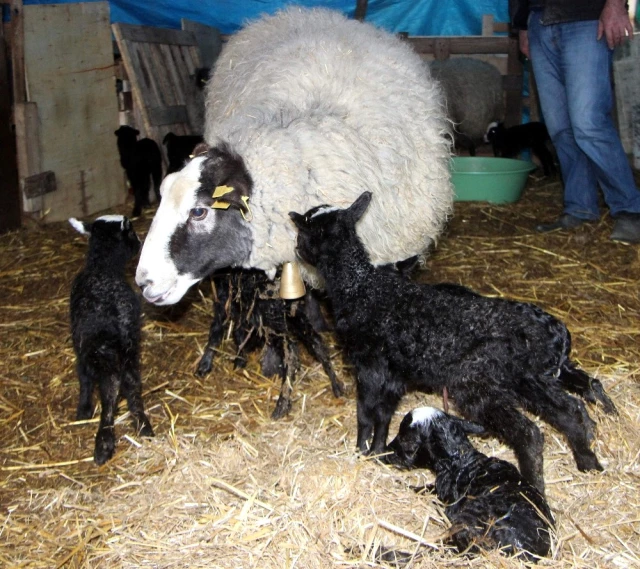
[212,185,234,199]
[240,196,253,222]
[212,201,231,210]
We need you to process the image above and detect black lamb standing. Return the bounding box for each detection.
[388,406,554,561]
[163,132,205,175]
[195,268,344,419]
[484,121,557,176]
[69,215,154,465]
[289,191,616,494]
[114,125,163,217]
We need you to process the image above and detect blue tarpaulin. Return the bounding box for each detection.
[23,0,509,36]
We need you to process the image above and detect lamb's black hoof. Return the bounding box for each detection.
[271,396,292,420]
[76,404,94,421]
[195,352,214,377]
[94,431,116,465]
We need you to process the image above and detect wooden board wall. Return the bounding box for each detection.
[22,2,123,222]
[112,23,204,150]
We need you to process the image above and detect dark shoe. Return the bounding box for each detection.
[535,214,593,233]
[611,212,640,244]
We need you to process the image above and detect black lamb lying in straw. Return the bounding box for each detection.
[289,191,616,494]
[114,125,163,218]
[196,268,344,419]
[388,407,554,561]
[69,215,154,465]
[484,121,556,177]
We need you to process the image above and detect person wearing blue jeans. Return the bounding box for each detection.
[510,0,640,243]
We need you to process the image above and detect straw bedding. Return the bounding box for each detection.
[1,174,639,568]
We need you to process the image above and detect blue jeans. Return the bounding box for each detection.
[528,12,640,219]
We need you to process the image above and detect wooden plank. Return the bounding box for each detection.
[408,36,511,55]
[181,19,222,69]
[0,19,21,232]
[9,0,26,104]
[434,38,450,60]
[116,23,197,47]
[147,105,189,126]
[23,2,123,221]
[113,22,203,143]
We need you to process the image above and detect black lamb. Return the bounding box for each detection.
[195,268,344,419]
[114,125,163,217]
[484,121,556,176]
[69,215,154,465]
[163,132,205,175]
[289,191,616,494]
[388,406,554,561]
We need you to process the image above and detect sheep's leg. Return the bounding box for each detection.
[196,279,228,377]
[302,290,331,333]
[151,158,162,203]
[94,372,121,465]
[122,368,154,438]
[287,310,344,397]
[532,143,556,177]
[76,363,94,420]
[355,366,402,455]
[559,363,617,415]
[524,387,603,474]
[458,400,546,494]
[271,336,299,419]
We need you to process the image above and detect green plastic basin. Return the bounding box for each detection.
[451,157,536,203]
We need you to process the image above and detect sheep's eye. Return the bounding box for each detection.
[189,207,208,221]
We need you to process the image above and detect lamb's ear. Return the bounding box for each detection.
[348,191,372,222]
[289,211,307,230]
[69,217,91,236]
[455,417,485,435]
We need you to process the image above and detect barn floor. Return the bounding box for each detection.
[1,172,639,568]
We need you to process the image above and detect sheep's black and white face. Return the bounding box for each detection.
[388,407,484,470]
[484,121,499,144]
[136,147,253,305]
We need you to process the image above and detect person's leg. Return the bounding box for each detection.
[561,20,640,217]
[528,13,600,221]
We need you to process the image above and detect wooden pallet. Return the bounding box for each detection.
[112,23,204,148]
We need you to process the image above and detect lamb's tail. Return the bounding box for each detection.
[559,362,617,415]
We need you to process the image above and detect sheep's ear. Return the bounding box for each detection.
[348,191,372,222]
[289,211,307,230]
[455,417,485,435]
[69,217,91,236]
[191,142,209,158]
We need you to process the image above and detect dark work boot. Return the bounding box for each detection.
[535,214,594,233]
[611,212,640,244]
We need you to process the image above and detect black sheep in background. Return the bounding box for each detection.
[289,191,616,495]
[69,215,154,465]
[114,125,163,217]
[163,132,205,175]
[485,121,557,176]
[388,407,554,561]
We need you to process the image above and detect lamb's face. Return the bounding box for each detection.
[71,214,141,258]
[388,407,484,470]
[289,191,373,267]
[136,149,253,305]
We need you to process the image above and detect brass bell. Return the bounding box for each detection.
[279,261,306,299]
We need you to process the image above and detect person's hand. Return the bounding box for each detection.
[598,0,634,49]
[519,29,530,58]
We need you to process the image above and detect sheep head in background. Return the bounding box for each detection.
[136,6,453,305]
